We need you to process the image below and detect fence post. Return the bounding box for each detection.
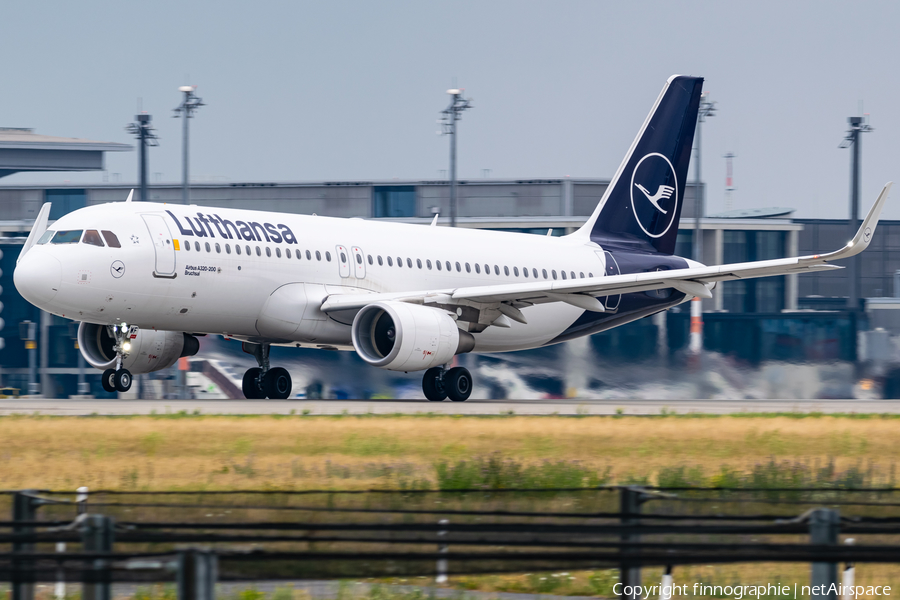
[80,514,114,600]
[842,539,855,600]
[809,508,840,600]
[12,491,39,600]
[620,488,645,600]
[178,550,218,600]
[435,519,449,584]
[660,566,673,600]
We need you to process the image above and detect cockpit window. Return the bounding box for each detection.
[51,230,83,244]
[36,230,55,245]
[101,231,121,248]
[83,230,105,247]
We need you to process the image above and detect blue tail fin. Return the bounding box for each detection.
[572,75,703,255]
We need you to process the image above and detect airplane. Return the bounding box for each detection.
[12,75,892,401]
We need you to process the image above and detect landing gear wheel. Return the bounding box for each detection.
[422,367,448,401]
[264,367,292,400]
[102,369,117,393]
[445,367,472,402]
[242,367,265,399]
[114,369,133,393]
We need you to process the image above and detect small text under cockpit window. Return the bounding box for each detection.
[52,230,83,244]
[37,230,55,245]
[101,231,121,248]
[83,230,104,247]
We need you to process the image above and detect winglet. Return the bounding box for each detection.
[820,182,892,262]
[126,189,134,203]
[430,213,439,227]
[18,202,52,263]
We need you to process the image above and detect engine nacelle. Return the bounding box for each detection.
[77,322,200,375]
[351,301,475,372]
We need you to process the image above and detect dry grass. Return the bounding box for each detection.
[1,413,899,597]
[0,414,896,490]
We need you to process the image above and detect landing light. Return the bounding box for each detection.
[123,342,132,352]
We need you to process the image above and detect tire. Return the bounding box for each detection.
[422,367,447,401]
[242,367,265,399]
[445,367,472,402]
[114,369,133,393]
[101,369,117,393]
[264,367,292,400]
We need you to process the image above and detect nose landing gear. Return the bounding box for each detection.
[100,324,134,393]
[422,366,472,402]
[241,343,293,400]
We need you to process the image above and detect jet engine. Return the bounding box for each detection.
[77,322,200,375]
[351,301,475,372]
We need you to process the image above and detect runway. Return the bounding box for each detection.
[0,397,897,416]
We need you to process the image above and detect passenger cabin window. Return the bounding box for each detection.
[101,231,121,248]
[195,242,201,252]
[215,243,221,253]
[316,251,321,261]
[475,264,481,274]
[417,259,422,269]
[266,247,272,257]
[387,256,393,266]
[52,230,83,244]
[276,248,281,258]
[37,230,55,244]
[236,245,241,255]
[205,242,211,252]
[185,241,191,251]
[326,251,332,261]
[436,261,441,271]
[407,258,412,268]
[256,246,262,256]
[226,244,231,254]
[82,230,104,247]
[295,249,301,259]
[446,261,451,271]
[368,255,373,265]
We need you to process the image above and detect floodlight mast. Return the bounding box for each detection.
[125,112,159,202]
[439,89,473,227]
[840,114,873,310]
[693,92,716,263]
[173,86,205,204]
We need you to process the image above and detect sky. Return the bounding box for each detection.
[2,0,899,219]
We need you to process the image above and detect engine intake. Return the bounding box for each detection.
[77,322,200,375]
[351,301,474,372]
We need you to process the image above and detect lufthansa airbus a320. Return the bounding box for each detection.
[13,76,893,400]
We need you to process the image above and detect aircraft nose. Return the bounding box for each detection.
[14,252,62,306]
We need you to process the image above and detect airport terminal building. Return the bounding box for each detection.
[0,169,895,396]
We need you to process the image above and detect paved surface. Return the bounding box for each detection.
[0,397,898,415]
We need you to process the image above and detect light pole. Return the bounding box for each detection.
[840,115,873,310]
[439,89,473,227]
[693,92,716,263]
[125,113,159,202]
[173,86,205,204]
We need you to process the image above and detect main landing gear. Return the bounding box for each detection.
[241,342,292,400]
[101,324,133,393]
[422,366,473,402]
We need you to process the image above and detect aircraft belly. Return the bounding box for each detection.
[470,302,583,353]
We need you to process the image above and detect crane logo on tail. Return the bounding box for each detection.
[634,183,675,214]
[629,152,679,239]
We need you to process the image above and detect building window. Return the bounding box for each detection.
[47,189,86,220]
[373,186,417,218]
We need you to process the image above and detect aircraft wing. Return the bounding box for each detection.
[321,183,891,318]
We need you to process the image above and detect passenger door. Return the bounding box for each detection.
[598,250,621,311]
[142,214,176,278]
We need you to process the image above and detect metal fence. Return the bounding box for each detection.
[4,487,900,600]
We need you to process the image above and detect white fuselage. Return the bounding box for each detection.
[14,201,676,354]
